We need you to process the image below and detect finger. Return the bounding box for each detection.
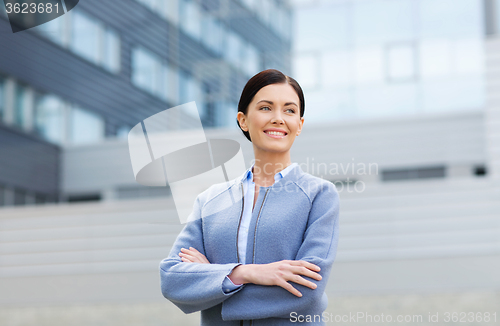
[179,252,199,262]
[278,280,302,297]
[292,266,322,281]
[183,248,202,259]
[180,249,199,259]
[188,247,210,263]
[189,248,206,260]
[181,256,194,263]
[290,274,317,290]
[189,247,205,257]
[293,260,321,272]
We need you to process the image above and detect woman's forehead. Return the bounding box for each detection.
[253,84,299,103]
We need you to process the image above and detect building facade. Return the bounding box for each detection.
[292,0,486,123]
[1,1,500,325]
[0,0,293,205]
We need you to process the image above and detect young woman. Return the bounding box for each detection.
[160,69,340,325]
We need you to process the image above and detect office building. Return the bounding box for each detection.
[0,0,293,205]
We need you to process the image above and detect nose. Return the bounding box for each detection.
[271,110,284,125]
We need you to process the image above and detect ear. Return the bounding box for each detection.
[296,117,304,136]
[237,111,248,132]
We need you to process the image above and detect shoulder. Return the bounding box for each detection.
[196,177,241,208]
[294,171,339,203]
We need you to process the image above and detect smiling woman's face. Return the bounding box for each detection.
[237,83,304,154]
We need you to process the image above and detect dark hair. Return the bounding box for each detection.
[236,69,305,142]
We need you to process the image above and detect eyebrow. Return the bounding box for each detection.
[256,100,298,108]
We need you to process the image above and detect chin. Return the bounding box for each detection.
[260,143,291,153]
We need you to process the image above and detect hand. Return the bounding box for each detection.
[228,260,321,297]
[178,247,210,264]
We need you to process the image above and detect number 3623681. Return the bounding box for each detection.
[5,2,60,14]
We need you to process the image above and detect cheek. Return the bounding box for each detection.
[286,119,300,131]
[248,114,266,131]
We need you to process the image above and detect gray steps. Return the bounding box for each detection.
[1,176,499,276]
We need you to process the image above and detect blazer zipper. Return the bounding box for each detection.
[248,189,269,326]
[236,181,244,264]
[236,182,245,326]
[237,182,245,326]
[252,188,270,264]
[238,185,269,326]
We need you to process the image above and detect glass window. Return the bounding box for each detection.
[239,42,260,77]
[419,40,452,78]
[354,46,385,83]
[178,70,189,104]
[293,53,319,89]
[294,4,350,52]
[214,101,237,128]
[495,0,500,34]
[302,88,355,122]
[35,94,65,145]
[14,83,28,128]
[202,14,223,55]
[179,71,195,102]
[137,0,159,10]
[0,1,6,18]
[70,106,105,144]
[225,30,242,69]
[260,0,272,27]
[268,0,280,32]
[35,13,66,45]
[160,65,169,102]
[241,0,256,11]
[34,11,119,73]
[0,76,4,120]
[180,0,202,41]
[245,44,260,77]
[356,83,418,118]
[132,47,161,94]
[102,29,121,73]
[239,42,249,73]
[421,76,484,113]
[275,5,284,37]
[161,64,179,104]
[161,0,179,25]
[387,43,416,81]
[276,6,292,41]
[454,38,484,74]
[419,0,482,38]
[353,0,415,46]
[116,125,130,139]
[178,71,204,118]
[321,50,355,87]
[71,10,100,64]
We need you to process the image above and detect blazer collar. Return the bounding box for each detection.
[234,163,303,188]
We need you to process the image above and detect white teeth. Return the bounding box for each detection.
[266,131,285,136]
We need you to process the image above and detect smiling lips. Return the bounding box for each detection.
[264,129,287,139]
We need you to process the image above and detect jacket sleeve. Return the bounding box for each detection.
[223,276,244,293]
[221,182,340,321]
[159,194,244,314]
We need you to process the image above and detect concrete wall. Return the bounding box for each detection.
[485,38,500,180]
[1,170,499,325]
[61,109,487,198]
[0,125,59,196]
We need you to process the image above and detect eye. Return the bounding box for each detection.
[260,106,271,111]
[286,108,296,114]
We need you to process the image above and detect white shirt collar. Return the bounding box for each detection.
[244,162,298,183]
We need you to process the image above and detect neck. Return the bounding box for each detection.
[252,149,292,187]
